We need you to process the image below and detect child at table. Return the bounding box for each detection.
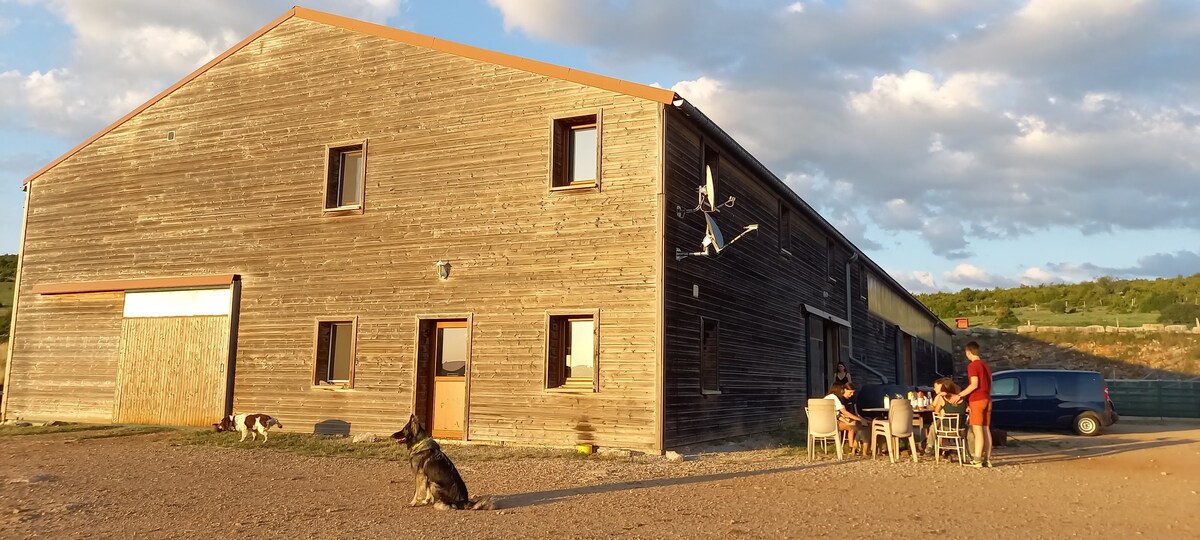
[825,383,869,455]
[927,377,968,455]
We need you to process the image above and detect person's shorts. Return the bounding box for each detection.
[968,399,992,426]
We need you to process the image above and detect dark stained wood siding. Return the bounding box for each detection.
[661,107,948,447]
[7,18,661,450]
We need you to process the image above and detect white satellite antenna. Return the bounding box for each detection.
[704,213,724,252]
[676,168,759,261]
[678,164,737,217]
[702,165,717,210]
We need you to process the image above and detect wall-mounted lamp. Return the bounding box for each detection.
[435,260,451,280]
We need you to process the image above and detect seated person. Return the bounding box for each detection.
[928,377,968,454]
[825,382,868,454]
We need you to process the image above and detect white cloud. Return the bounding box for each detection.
[878,198,922,230]
[897,249,1200,293]
[786,3,805,15]
[1018,267,1058,286]
[893,270,940,294]
[487,0,1200,260]
[671,77,724,109]
[848,70,1004,114]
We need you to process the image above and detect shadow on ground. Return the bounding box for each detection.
[500,462,836,509]
[1000,424,1199,466]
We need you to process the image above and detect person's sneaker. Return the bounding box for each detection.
[966,459,984,468]
[984,459,994,468]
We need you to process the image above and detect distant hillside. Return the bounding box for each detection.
[2,254,14,344]
[916,274,1200,328]
[951,330,1200,380]
[0,254,14,283]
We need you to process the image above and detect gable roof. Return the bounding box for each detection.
[22,6,678,186]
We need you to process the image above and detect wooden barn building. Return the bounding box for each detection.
[1,7,953,452]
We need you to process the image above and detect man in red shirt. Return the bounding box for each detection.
[951,341,993,467]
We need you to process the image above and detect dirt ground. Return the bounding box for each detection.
[2,423,1198,539]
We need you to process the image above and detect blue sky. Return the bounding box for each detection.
[1,0,1197,292]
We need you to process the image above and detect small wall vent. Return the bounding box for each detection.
[166,130,176,141]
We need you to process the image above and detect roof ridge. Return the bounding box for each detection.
[22,6,677,185]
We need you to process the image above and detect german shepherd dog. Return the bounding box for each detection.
[391,414,495,510]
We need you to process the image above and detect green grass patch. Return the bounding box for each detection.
[175,430,593,463]
[0,423,119,437]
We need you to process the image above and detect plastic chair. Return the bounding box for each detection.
[805,398,843,460]
[871,399,918,463]
[933,412,966,465]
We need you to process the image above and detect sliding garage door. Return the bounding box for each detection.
[112,288,233,426]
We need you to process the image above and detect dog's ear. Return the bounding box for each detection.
[391,430,407,442]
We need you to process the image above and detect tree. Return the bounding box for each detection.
[1159,304,1200,325]
[0,254,17,282]
[1138,292,1178,313]
[995,307,1020,328]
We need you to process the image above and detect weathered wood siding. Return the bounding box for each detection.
[113,316,230,427]
[4,293,123,423]
[661,107,943,447]
[9,18,661,449]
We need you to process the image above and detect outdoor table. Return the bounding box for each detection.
[862,406,935,457]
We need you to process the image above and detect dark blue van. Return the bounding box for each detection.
[990,369,1118,436]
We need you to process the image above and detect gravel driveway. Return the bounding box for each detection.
[2,423,1197,539]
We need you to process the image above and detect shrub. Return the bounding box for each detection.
[1139,292,1178,313]
[1159,303,1200,325]
[1047,299,1067,313]
[995,307,1020,328]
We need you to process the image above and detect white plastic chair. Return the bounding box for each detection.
[933,412,966,465]
[805,398,843,460]
[871,399,918,463]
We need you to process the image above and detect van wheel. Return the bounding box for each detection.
[1074,413,1101,436]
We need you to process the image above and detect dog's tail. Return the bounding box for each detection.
[465,495,497,511]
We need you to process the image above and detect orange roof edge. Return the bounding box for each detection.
[290,7,677,105]
[31,274,238,295]
[22,6,678,186]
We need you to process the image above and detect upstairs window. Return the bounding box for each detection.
[314,318,357,387]
[551,114,600,189]
[700,317,720,394]
[547,313,598,391]
[703,146,719,201]
[778,202,792,254]
[324,141,366,211]
[826,238,836,278]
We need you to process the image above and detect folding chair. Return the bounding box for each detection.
[933,412,966,465]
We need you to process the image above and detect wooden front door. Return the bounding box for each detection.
[428,320,468,439]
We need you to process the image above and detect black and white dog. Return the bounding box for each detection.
[391,414,494,510]
[213,413,284,443]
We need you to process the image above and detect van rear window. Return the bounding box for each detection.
[1025,374,1057,397]
[1055,372,1101,401]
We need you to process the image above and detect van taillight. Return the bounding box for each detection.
[1104,386,1110,401]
